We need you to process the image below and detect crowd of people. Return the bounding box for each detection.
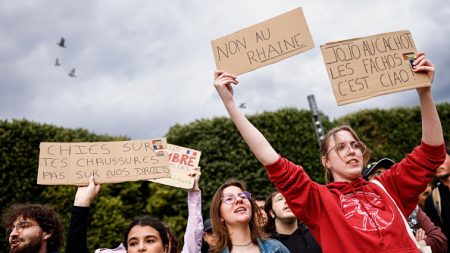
[1,52,449,253]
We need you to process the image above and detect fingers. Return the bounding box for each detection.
[412,51,435,82]
[414,51,425,59]
[214,70,237,80]
[188,169,202,178]
[214,70,238,86]
[415,228,427,241]
[214,70,225,79]
[88,175,96,186]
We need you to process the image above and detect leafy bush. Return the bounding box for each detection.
[1,102,449,251]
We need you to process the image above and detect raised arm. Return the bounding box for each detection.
[214,70,279,165]
[66,176,100,253]
[413,51,443,146]
[181,167,204,253]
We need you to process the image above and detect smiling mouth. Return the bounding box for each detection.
[234,207,247,213]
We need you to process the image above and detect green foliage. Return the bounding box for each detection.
[166,108,331,215]
[335,103,450,163]
[1,103,449,251]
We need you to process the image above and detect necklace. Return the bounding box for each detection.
[232,241,253,247]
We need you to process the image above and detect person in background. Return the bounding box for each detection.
[181,167,204,253]
[419,183,433,210]
[425,142,450,253]
[201,218,218,253]
[65,176,180,253]
[2,203,64,253]
[254,194,268,228]
[363,158,448,253]
[264,191,322,253]
[209,179,289,253]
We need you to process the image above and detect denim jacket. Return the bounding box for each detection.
[219,238,290,253]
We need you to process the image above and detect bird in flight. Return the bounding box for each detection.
[239,103,246,109]
[57,37,66,48]
[68,68,76,78]
[55,58,61,66]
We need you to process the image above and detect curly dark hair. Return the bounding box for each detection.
[1,203,64,251]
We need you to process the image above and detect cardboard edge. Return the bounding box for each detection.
[320,30,411,48]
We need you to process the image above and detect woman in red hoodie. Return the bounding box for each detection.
[213,51,446,253]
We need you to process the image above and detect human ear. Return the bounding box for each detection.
[43,231,53,240]
[269,210,275,219]
[321,156,330,169]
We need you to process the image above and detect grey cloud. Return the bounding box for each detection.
[0,1,449,140]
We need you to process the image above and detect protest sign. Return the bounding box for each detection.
[37,138,170,185]
[150,144,201,189]
[320,30,431,105]
[211,7,314,75]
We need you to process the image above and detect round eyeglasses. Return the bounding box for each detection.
[221,191,251,205]
[325,141,366,157]
[6,221,36,236]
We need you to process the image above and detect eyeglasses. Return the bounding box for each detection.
[6,221,36,235]
[221,191,251,205]
[325,141,366,157]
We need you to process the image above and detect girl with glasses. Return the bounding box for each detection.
[213,51,445,253]
[209,179,289,253]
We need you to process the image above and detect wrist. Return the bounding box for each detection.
[74,198,91,207]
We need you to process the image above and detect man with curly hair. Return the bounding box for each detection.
[1,203,64,253]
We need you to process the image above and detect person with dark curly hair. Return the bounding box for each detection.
[1,203,64,253]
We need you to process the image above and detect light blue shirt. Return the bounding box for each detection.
[219,238,291,253]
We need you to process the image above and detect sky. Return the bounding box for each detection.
[1,0,449,140]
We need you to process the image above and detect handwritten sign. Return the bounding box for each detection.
[37,139,170,185]
[211,7,314,75]
[320,30,431,105]
[150,144,201,189]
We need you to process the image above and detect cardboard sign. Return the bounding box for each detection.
[37,139,170,185]
[211,7,314,75]
[320,30,431,105]
[150,144,201,189]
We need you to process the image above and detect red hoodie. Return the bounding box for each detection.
[265,142,445,253]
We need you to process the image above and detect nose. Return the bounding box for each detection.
[347,144,356,155]
[235,195,246,204]
[138,241,147,252]
[9,226,19,237]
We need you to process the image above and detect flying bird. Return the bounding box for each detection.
[57,37,66,48]
[68,68,76,78]
[54,58,61,66]
[239,103,246,109]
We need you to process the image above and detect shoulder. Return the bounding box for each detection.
[258,238,290,253]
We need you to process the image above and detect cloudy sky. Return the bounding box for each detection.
[1,0,449,139]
